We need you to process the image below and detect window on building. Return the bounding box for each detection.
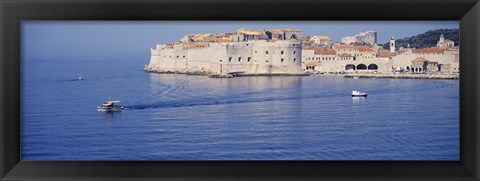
[266,51,269,54]
[294,58,296,62]
[247,57,251,62]
[281,58,284,62]
[238,57,242,62]
[294,51,296,55]
[229,57,232,62]
[281,51,284,55]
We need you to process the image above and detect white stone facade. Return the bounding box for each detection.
[146,40,304,75]
[391,49,459,71]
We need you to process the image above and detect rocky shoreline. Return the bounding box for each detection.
[144,66,309,77]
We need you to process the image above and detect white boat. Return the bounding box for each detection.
[353,76,360,79]
[97,101,124,112]
[352,90,367,97]
[78,76,85,80]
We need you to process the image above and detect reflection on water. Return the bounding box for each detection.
[352,97,365,104]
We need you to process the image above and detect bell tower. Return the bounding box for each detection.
[390,37,395,53]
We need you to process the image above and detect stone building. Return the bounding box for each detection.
[391,47,459,72]
[437,34,455,47]
[146,29,304,76]
[310,36,331,46]
[410,57,439,73]
[270,28,302,40]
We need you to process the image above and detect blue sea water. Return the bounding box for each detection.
[21,58,459,160]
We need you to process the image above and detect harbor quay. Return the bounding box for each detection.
[343,73,459,80]
[145,28,459,78]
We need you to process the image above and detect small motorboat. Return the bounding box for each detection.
[78,76,85,80]
[352,90,367,97]
[97,101,124,112]
[353,76,360,79]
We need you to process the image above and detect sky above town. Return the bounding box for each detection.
[22,21,458,62]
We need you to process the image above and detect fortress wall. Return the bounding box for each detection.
[250,40,303,74]
[187,46,224,74]
[207,42,253,74]
[147,40,304,75]
[147,46,188,73]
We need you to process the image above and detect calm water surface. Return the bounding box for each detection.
[22,59,459,160]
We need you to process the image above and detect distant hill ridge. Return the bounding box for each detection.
[382,29,459,49]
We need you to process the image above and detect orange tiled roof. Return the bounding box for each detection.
[312,35,331,40]
[412,47,445,54]
[441,63,451,67]
[306,61,322,66]
[338,53,353,57]
[377,50,395,58]
[333,45,356,49]
[357,46,374,52]
[314,48,336,55]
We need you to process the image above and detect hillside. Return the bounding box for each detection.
[382,29,459,49]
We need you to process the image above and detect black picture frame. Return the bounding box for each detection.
[1,0,479,180]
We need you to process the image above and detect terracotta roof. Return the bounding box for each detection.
[333,45,356,49]
[441,64,451,67]
[377,50,395,58]
[357,46,374,52]
[338,53,353,57]
[411,57,428,62]
[188,34,212,41]
[306,61,322,66]
[444,39,454,42]
[412,47,445,54]
[314,48,336,55]
[303,46,316,50]
[218,37,233,42]
[311,35,331,40]
[238,29,264,35]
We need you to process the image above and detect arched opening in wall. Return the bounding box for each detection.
[357,64,367,70]
[345,64,356,70]
[265,31,272,39]
[406,66,410,71]
[290,34,297,39]
[419,68,422,72]
[367,64,378,70]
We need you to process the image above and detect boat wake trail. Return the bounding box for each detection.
[126,92,345,110]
